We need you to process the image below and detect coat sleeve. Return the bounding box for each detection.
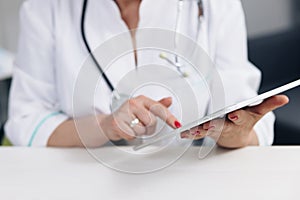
[212,0,275,146]
[5,0,69,146]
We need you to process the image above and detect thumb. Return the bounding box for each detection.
[158,97,173,108]
[248,95,289,116]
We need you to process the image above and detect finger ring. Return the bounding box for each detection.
[130,118,140,128]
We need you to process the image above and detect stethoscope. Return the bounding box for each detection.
[81,0,204,111]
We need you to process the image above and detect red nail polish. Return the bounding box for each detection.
[175,121,182,128]
[230,116,238,121]
[191,131,201,136]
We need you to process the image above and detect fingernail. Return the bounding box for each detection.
[195,131,201,136]
[174,121,182,128]
[208,126,215,130]
[191,131,201,136]
[230,116,238,121]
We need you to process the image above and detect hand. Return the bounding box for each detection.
[100,95,181,141]
[180,95,289,148]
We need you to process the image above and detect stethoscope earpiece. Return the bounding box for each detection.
[159,53,189,78]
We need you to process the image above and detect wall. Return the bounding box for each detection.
[241,0,296,38]
[0,0,24,52]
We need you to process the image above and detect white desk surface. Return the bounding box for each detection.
[0,146,300,200]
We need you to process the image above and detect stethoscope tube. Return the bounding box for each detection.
[81,0,115,92]
[80,0,203,93]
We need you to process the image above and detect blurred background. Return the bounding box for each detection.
[0,0,299,145]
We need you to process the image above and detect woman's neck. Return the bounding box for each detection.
[115,0,141,66]
[115,0,141,30]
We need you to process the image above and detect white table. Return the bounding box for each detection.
[0,146,300,200]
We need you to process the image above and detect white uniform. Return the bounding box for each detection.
[5,0,275,146]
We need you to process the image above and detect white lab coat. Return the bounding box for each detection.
[5,0,275,146]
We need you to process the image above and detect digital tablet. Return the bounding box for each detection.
[134,78,300,151]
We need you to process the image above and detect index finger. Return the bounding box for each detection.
[138,96,181,129]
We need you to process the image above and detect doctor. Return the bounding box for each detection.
[6,0,288,148]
